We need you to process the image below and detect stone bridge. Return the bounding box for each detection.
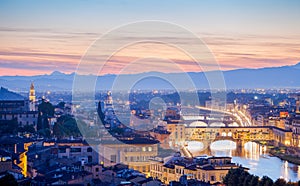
[185,126,293,148]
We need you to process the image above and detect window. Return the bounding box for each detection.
[88,156,92,163]
[220,174,224,181]
[110,155,116,163]
[148,147,152,152]
[142,147,146,152]
[59,148,66,153]
[95,167,99,172]
[70,148,81,152]
[210,176,215,181]
[87,147,92,152]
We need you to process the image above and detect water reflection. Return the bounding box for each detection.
[201,140,300,182]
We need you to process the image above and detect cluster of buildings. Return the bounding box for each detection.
[6,86,300,185]
[0,84,38,130]
[150,152,246,185]
[241,94,300,149]
[0,134,236,185]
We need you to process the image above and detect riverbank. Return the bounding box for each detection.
[269,147,300,165]
[256,141,300,165]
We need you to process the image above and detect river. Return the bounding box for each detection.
[188,140,300,182]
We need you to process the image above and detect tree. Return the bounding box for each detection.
[224,168,248,186]
[53,115,81,138]
[18,124,35,133]
[38,128,51,138]
[259,176,273,186]
[238,169,250,186]
[57,101,66,109]
[37,100,54,131]
[273,178,287,186]
[243,174,254,186]
[249,176,259,186]
[0,173,18,186]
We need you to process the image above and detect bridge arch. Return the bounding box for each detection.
[228,122,239,127]
[189,121,208,127]
[186,141,205,153]
[210,140,237,150]
[210,122,226,127]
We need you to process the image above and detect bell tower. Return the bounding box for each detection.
[296,94,300,114]
[29,82,36,111]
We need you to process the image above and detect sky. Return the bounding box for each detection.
[0,0,300,76]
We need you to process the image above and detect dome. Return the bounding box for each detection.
[189,121,208,127]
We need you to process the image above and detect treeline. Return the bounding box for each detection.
[223,168,300,186]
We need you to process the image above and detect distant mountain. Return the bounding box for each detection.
[0,62,299,92]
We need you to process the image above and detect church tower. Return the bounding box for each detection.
[29,82,36,111]
[105,91,113,108]
[296,94,300,114]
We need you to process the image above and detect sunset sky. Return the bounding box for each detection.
[0,0,300,76]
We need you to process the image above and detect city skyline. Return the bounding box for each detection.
[1,1,300,185]
[1,0,300,75]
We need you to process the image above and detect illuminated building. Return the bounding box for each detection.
[29,82,36,111]
[105,91,113,108]
[296,94,300,114]
[56,139,99,164]
[0,136,33,177]
[150,153,247,184]
[164,107,180,121]
[167,123,186,148]
[150,126,170,149]
[0,86,38,128]
[99,143,158,176]
[292,118,300,148]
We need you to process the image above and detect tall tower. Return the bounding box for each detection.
[105,91,113,107]
[29,82,36,111]
[296,94,300,114]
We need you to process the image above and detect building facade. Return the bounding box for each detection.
[150,154,246,184]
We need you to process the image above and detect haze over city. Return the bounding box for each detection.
[1,1,300,186]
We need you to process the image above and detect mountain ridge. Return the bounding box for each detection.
[1,62,299,91]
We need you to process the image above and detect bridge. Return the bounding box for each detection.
[183,114,241,127]
[167,124,293,154]
[185,126,293,149]
[181,105,250,127]
[167,105,294,156]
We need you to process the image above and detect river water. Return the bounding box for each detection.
[189,140,300,182]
